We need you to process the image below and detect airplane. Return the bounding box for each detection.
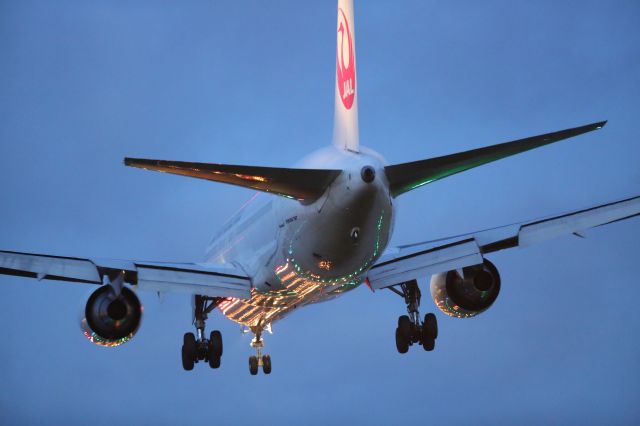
[1,0,638,376]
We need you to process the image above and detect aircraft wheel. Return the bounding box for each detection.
[209,330,223,358]
[422,337,435,352]
[208,353,221,369]
[398,315,412,341]
[249,355,259,375]
[423,313,438,340]
[262,355,272,375]
[181,346,194,371]
[182,332,196,371]
[395,327,409,354]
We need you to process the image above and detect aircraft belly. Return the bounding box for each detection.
[214,150,395,329]
[219,276,361,327]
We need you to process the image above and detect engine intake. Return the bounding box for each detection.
[430,259,501,318]
[81,285,142,347]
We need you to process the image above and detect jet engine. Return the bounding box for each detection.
[80,285,143,347]
[430,259,500,318]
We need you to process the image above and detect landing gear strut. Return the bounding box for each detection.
[248,327,272,375]
[389,280,438,353]
[181,295,223,371]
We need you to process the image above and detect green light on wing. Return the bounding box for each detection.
[389,121,607,196]
[409,179,434,190]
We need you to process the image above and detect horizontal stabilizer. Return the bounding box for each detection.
[385,121,607,197]
[124,158,341,201]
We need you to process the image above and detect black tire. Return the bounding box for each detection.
[249,355,259,375]
[398,315,412,341]
[183,332,196,347]
[209,330,223,358]
[208,354,221,369]
[422,337,435,352]
[423,313,438,340]
[395,327,409,354]
[262,355,272,375]
[181,345,194,371]
[182,332,196,371]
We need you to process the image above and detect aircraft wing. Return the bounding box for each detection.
[124,158,341,202]
[367,195,640,290]
[0,251,251,299]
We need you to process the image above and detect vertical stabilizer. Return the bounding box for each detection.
[333,0,359,152]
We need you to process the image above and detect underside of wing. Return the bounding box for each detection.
[0,251,251,299]
[368,195,640,290]
[124,158,341,202]
[385,121,606,197]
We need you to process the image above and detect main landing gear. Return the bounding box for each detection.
[248,327,272,376]
[389,280,438,354]
[181,295,223,371]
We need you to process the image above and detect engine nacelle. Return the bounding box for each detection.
[430,259,501,318]
[80,285,143,347]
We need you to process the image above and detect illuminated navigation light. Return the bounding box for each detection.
[220,298,240,315]
[288,277,304,288]
[275,264,288,275]
[280,271,296,282]
[409,179,434,191]
[318,260,332,270]
[232,173,268,183]
[82,329,132,348]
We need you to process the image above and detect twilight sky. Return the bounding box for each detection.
[1,1,639,424]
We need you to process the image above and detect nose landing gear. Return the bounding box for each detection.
[248,327,272,375]
[390,280,438,353]
[181,295,224,371]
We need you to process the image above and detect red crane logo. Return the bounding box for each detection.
[337,8,356,110]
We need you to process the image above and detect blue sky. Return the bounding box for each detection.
[1,1,639,424]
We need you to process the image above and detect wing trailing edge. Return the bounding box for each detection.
[0,250,252,299]
[368,194,639,289]
[124,158,341,201]
[384,121,607,197]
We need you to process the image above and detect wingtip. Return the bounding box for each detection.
[595,120,608,130]
[124,157,145,167]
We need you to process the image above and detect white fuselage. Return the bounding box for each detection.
[205,146,395,329]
